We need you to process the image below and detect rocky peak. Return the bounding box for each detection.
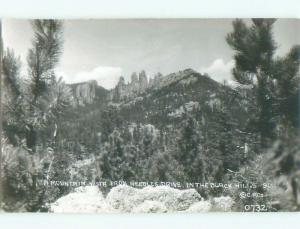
[138,70,148,92]
[108,68,217,102]
[110,70,153,101]
[131,72,138,84]
[130,72,139,93]
[149,72,162,88]
[118,76,126,86]
[71,80,98,106]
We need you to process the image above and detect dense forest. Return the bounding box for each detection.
[0,19,299,212]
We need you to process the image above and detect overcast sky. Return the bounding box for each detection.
[2,19,299,89]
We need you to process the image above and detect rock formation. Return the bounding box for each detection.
[109,70,163,101]
[74,80,97,105]
[138,70,148,92]
[69,80,108,106]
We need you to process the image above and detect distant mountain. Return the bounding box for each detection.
[68,68,237,108]
[103,68,246,128]
[107,69,220,102]
[65,69,248,146]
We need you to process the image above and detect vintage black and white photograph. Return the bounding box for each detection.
[0,18,299,213]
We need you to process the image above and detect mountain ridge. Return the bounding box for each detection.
[68,68,227,106]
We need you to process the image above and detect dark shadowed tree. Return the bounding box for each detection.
[176,116,206,182]
[271,45,300,133]
[227,19,300,147]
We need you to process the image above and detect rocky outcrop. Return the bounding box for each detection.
[71,80,97,105]
[185,201,212,213]
[132,201,168,213]
[50,185,235,213]
[69,80,108,106]
[50,186,116,213]
[105,185,202,212]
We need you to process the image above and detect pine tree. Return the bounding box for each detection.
[25,20,64,150]
[27,20,63,104]
[2,49,25,145]
[272,45,300,133]
[176,116,205,182]
[2,49,21,98]
[227,19,300,147]
[99,130,126,181]
[226,19,277,147]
